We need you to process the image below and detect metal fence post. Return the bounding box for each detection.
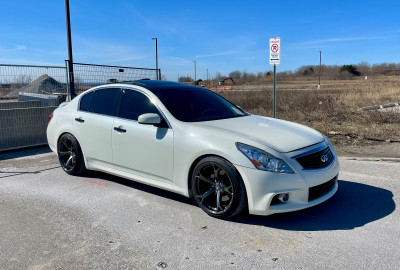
[66,60,76,98]
[65,60,71,101]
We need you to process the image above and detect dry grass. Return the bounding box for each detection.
[219,76,400,147]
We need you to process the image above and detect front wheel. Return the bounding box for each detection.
[57,133,86,175]
[191,157,247,219]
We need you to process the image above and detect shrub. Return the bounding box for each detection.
[340,65,361,76]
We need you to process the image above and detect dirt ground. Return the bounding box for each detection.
[335,142,400,159]
[219,77,400,154]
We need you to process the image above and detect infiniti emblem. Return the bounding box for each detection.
[321,155,329,163]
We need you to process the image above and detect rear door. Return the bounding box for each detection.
[112,88,174,182]
[73,88,120,165]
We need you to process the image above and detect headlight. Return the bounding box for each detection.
[236,143,294,173]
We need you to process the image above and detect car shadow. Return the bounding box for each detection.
[230,179,395,231]
[78,172,395,231]
[80,170,196,206]
[0,166,59,179]
[0,146,52,161]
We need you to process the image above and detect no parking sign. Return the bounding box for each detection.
[269,37,280,118]
[269,37,281,65]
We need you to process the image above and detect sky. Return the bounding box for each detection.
[1,0,400,81]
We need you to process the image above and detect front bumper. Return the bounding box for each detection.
[235,144,340,216]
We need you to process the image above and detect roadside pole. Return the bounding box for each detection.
[318,50,321,89]
[269,37,281,118]
[65,0,76,99]
[273,64,276,118]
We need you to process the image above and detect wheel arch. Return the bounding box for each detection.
[187,154,248,199]
[56,132,87,175]
[57,131,88,168]
[57,131,74,144]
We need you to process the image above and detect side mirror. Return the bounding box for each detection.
[138,113,161,125]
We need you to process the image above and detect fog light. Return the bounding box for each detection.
[278,193,289,203]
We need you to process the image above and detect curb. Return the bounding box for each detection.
[339,156,400,163]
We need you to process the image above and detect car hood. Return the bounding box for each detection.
[194,115,324,153]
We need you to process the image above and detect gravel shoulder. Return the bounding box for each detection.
[335,142,400,159]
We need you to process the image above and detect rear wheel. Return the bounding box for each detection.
[57,133,86,175]
[191,156,247,219]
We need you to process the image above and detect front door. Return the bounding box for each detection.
[112,89,173,182]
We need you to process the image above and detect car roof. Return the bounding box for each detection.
[119,80,203,92]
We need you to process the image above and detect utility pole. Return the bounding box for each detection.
[273,64,276,118]
[152,38,158,80]
[206,69,208,85]
[65,0,75,99]
[193,61,197,82]
[318,50,321,89]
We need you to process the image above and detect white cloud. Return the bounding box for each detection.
[15,45,27,50]
[121,3,183,37]
[0,44,27,52]
[163,56,193,66]
[0,57,60,66]
[72,36,149,64]
[294,35,390,49]
[195,50,238,58]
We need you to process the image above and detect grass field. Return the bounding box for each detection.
[2,76,399,148]
[219,76,400,147]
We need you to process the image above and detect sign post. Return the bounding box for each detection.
[269,37,280,118]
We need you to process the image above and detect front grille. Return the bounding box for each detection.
[308,177,337,201]
[296,147,334,170]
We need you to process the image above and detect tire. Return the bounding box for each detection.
[57,133,86,175]
[191,156,247,219]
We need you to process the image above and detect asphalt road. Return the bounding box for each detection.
[1,148,399,269]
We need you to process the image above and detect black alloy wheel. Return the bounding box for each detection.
[57,133,86,175]
[192,157,247,219]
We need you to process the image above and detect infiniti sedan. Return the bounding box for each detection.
[47,80,339,219]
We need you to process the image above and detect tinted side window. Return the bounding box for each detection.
[79,91,94,111]
[119,90,159,121]
[151,88,246,122]
[89,88,119,116]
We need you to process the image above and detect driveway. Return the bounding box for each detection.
[0,148,399,269]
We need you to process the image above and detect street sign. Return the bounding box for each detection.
[269,37,281,65]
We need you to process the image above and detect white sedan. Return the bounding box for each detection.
[47,80,339,219]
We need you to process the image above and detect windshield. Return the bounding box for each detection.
[150,87,247,122]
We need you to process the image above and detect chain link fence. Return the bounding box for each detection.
[0,64,67,99]
[0,62,161,151]
[0,64,67,151]
[70,62,160,93]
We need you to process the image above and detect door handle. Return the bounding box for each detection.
[114,127,126,133]
[75,117,84,123]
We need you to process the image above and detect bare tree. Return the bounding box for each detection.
[15,74,32,86]
[214,72,224,80]
[229,70,242,81]
[178,76,193,82]
[357,61,370,75]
